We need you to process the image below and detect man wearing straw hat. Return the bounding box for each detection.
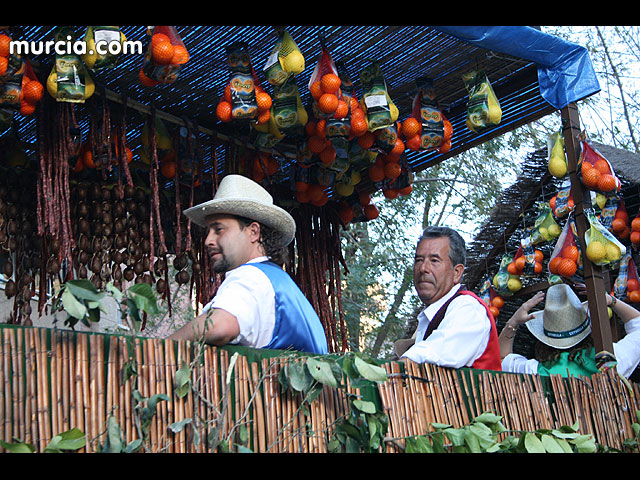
[394,226,502,370]
[499,284,640,378]
[168,174,328,355]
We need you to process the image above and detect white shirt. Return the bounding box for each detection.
[202,256,276,348]
[402,284,492,367]
[502,315,640,378]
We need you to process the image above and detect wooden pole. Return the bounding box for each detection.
[560,102,614,354]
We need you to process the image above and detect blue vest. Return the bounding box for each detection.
[247,261,328,355]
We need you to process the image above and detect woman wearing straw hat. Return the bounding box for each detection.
[499,284,640,378]
[168,174,328,355]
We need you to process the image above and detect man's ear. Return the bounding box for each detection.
[247,221,262,243]
[453,264,465,284]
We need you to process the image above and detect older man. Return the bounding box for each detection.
[168,174,328,355]
[395,226,501,370]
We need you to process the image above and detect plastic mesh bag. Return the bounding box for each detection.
[579,139,621,195]
[548,217,581,279]
[463,70,502,133]
[141,26,189,85]
[529,204,562,245]
[584,209,626,267]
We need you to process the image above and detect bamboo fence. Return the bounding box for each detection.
[1,325,639,453]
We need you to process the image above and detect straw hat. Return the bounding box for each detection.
[525,284,591,349]
[183,174,296,247]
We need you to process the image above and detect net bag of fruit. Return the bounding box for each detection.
[308,40,346,121]
[548,217,581,279]
[358,61,398,132]
[547,130,568,178]
[578,139,621,195]
[584,208,626,267]
[81,26,126,70]
[550,180,574,220]
[529,204,562,245]
[493,254,522,296]
[264,28,305,87]
[141,26,189,86]
[610,198,629,239]
[404,77,447,152]
[46,28,95,103]
[462,70,502,133]
[625,254,640,304]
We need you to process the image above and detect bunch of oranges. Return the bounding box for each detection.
[627,276,640,303]
[216,83,272,125]
[507,250,544,276]
[310,73,346,118]
[549,245,579,278]
[611,204,630,240]
[295,182,329,207]
[580,157,619,193]
[488,294,504,319]
[337,191,380,225]
[150,32,189,66]
[0,32,11,76]
[631,215,640,247]
[400,114,453,154]
[19,76,44,116]
[549,194,574,218]
[251,152,278,182]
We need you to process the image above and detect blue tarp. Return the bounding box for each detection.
[433,26,601,110]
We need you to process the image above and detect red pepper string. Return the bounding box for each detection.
[173,125,182,257]
[119,94,134,191]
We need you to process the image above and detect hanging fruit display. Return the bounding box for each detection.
[578,138,621,194]
[547,130,568,178]
[139,26,190,86]
[463,69,502,132]
[81,26,127,70]
[46,27,95,103]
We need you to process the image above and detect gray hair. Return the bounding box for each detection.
[418,226,466,267]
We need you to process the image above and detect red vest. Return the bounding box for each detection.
[423,288,502,371]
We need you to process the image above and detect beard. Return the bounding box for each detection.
[209,249,231,273]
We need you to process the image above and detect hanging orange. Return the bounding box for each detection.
[383,188,399,200]
[19,101,36,116]
[0,33,11,57]
[562,245,579,263]
[507,262,519,275]
[611,217,627,234]
[359,191,371,206]
[308,135,328,155]
[383,161,401,180]
[391,137,405,156]
[405,134,421,152]
[548,257,562,275]
[305,120,317,137]
[317,93,338,114]
[557,259,577,277]
[256,92,272,112]
[631,231,640,245]
[368,164,385,183]
[333,100,349,119]
[152,41,175,65]
[22,81,43,103]
[151,33,171,48]
[491,296,505,309]
[320,73,341,94]
[357,131,375,150]
[171,45,190,65]
[534,262,543,274]
[256,109,270,125]
[443,118,453,141]
[514,256,526,273]
[339,204,354,225]
[0,57,7,76]
[349,115,368,137]
[364,204,379,220]
[296,189,310,204]
[315,119,327,138]
[632,217,640,232]
[629,290,640,303]
[319,144,336,166]
[593,158,610,174]
[439,139,451,153]
[216,100,232,123]
[534,249,544,262]
[401,117,421,139]
[398,185,413,196]
[295,181,309,193]
[139,68,158,87]
[628,278,640,292]
[581,167,601,188]
[489,306,500,318]
[160,160,177,179]
[597,173,617,192]
[310,81,323,101]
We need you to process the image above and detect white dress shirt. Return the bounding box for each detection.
[402,283,492,367]
[202,256,276,348]
[502,315,640,378]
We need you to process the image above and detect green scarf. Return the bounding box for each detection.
[537,346,600,378]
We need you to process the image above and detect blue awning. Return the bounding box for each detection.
[433,26,601,110]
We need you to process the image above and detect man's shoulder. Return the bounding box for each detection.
[447,290,489,313]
